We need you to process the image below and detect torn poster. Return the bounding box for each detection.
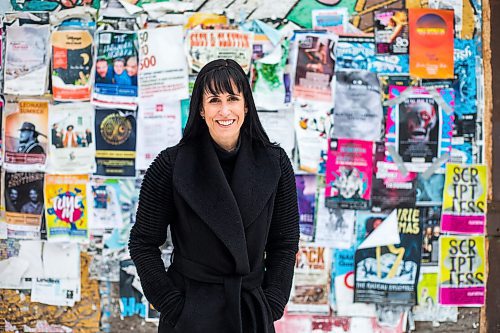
[325,138,373,210]
[295,174,316,242]
[416,173,446,205]
[439,235,485,306]
[311,9,348,34]
[441,163,487,234]
[120,259,146,318]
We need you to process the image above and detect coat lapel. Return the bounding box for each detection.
[174,131,250,274]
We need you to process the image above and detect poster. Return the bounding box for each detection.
[416,173,446,205]
[294,102,330,174]
[186,30,254,74]
[374,9,409,55]
[386,86,454,172]
[3,99,49,171]
[409,9,454,79]
[47,102,96,174]
[45,174,89,242]
[429,0,464,35]
[315,188,355,249]
[95,108,137,177]
[439,235,485,306]
[136,100,182,171]
[441,163,486,234]
[295,174,316,242]
[354,208,423,305]
[3,15,50,96]
[137,26,189,101]
[3,171,44,239]
[325,139,373,210]
[257,109,295,159]
[311,9,348,34]
[420,206,442,266]
[289,245,331,314]
[332,70,383,141]
[293,33,336,102]
[51,29,93,101]
[372,143,417,211]
[88,178,126,231]
[92,31,138,110]
[120,259,146,318]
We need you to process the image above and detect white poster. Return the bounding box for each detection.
[138,26,189,101]
[258,109,295,159]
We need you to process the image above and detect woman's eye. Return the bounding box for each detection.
[228,96,239,102]
[208,98,220,103]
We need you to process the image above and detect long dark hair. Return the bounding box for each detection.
[180,59,273,146]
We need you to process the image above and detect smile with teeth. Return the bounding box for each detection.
[216,119,235,127]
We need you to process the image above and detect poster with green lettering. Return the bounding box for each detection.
[441,163,487,234]
[439,235,485,306]
[354,208,423,305]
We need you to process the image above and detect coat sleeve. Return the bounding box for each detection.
[129,148,183,318]
[263,148,300,321]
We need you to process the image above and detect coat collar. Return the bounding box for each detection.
[173,130,280,274]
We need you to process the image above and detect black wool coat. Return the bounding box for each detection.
[129,131,300,333]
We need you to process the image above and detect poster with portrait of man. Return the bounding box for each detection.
[2,99,49,171]
[1,170,44,239]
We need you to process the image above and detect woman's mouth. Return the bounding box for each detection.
[216,120,235,127]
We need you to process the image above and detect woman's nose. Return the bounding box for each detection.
[219,103,231,116]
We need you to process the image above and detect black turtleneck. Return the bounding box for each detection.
[212,138,241,184]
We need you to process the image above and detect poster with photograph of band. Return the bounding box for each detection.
[420,206,442,266]
[332,70,383,141]
[47,102,96,174]
[136,99,182,171]
[186,30,254,74]
[51,28,94,101]
[45,174,89,242]
[137,26,189,101]
[95,108,137,177]
[2,99,49,171]
[2,170,44,239]
[3,13,50,96]
[92,30,138,110]
[293,32,337,102]
[385,86,454,172]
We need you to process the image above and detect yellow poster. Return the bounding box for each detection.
[45,174,89,242]
[439,235,485,306]
[441,163,487,234]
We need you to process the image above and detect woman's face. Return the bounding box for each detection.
[201,84,246,149]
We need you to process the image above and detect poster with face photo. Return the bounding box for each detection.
[47,102,96,174]
[3,99,49,171]
[95,108,137,177]
[420,206,442,266]
[92,31,138,110]
[385,86,454,172]
[2,170,44,239]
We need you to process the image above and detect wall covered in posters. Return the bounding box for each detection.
[0,0,488,332]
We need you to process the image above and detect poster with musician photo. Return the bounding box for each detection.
[385,86,454,172]
[374,9,409,55]
[2,170,44,239]
[92,31,138,110]
[2,99,49,171]
[95,108,137,177]
[47,102,96,174]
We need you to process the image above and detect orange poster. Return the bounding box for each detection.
[409,9,454,79]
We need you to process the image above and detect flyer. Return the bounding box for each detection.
[439,235,485,306]
[409,9,454,79]
[257,109,294,159]
[3,99,49,171]
[95,108,137,177]
[416,173,445,205]
[3,171,44,239]
[51,29,93,101]
[47,102,96,174]
[3,13,50,96]
[295,174,316,242]
[332,70,383,141]
[92,30,138,110]
[45,174,89,242]
[311,9,348,34]
[441,163,487,234]
[289,245,331,314]
[385,86,454,172]
[420,206,442,266]
[186,30,254,74]
[325,138,373,210]
[88,177,125,231]
[293,33,337,102]
[136,100,182,171]
[137,26,189,101]
[354,208,423,305]
[374,9,409,55]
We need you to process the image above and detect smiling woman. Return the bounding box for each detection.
[129,59,300,333]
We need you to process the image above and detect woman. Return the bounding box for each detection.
[129,59,299,333]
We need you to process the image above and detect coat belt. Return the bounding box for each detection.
[171,253,264,333]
